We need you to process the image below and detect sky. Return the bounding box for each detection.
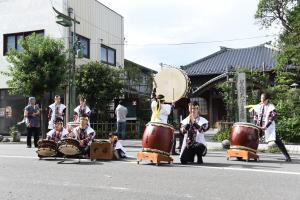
[98,0,279,71]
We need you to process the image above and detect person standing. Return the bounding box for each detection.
[180,101,209,164]
[73,96,91,122]
[24,97,40,148]
[48,95,66,130]
[253,93,292,162]
[115,100,128,139]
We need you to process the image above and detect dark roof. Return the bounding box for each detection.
[125,59,157,74]
[183,44,277,76]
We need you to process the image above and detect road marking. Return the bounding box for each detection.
[1,154,300,176]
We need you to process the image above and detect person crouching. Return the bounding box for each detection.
[108,132,127,159]
[73,114,95,157]
[180,101,209,164]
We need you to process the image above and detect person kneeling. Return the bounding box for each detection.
[109,133,127,159]
[73,114,95,158]
[180,101,209,164]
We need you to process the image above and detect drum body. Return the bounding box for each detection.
[230,122,262,153]
[142,122,174,156]
[58,138,81,156]
[37,140,57,157]
[66,122,80,133]
[154,68,190,103]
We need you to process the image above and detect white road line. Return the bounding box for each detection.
[2,154,300,176]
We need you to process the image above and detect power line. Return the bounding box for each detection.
[89,34,278,46]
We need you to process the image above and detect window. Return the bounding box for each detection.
[101,45,116,66]
[190,97,208,115]
[74,33,90,58]
[3,30,44,55]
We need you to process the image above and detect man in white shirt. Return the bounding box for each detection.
[180,101,209,164]
[115,100,128,139]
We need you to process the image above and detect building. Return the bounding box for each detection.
[182,44,277,127]
[0,0,124,134]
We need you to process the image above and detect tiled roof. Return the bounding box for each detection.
[183,44,277,76]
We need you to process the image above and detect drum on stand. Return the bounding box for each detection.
[58,138,81,156]
[36,140,57,157]
[154,67,190,103]
[227,122,262,161]
[141,122,174,156]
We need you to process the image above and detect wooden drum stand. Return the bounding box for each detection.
[226,146,259,162]
[137,151,173,166]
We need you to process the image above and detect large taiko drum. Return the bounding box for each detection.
[36,140,57,157]
[142,122,174,156]
[230,122,262,153]
[154,68,190,103]
[66,122,80,133]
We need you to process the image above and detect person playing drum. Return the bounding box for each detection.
[46,117,68,142]
[73,96,91,123]
[253,93,291,162]
[48,95,66,130]
[73,114,96,157]
[180,101,209,164]
[151,93,173,124]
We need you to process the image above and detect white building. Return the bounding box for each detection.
[0,0,124,133]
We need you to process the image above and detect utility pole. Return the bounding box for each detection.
[53,6,80,122]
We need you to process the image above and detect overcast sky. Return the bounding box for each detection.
[98,0,279,71]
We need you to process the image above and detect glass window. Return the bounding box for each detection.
[100,45,116,66]
[101,46,107,61]
[75,34,90,58]
[3,30,44,55]
[16,35,24,51]
[6,36,15,52]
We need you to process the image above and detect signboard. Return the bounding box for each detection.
[237,73,247,122]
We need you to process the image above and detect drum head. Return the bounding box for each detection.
[58,144,80,156]
[37,148,57,157]
[154,68,190,103]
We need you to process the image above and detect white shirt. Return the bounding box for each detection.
[48,103,66,129]
[115,104,128,122]
[180,116,209,158]
[46,128,68,141]
[151,101,172,124]
[74,105,91,122]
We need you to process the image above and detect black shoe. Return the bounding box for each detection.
[285,157,292,162]
[171,152,179,155]
[27,146,31,148]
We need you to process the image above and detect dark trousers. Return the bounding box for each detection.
[275,137,291,160]
[27,127,39,147]
[180,143,206,164]
[80,146,91,156]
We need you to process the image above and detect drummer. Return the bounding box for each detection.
[46,117,68,142]
[180,101,209,164]
[73,114,96,157]
[253,93,291,162]
[151,93,173,124]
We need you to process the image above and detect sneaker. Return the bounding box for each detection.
[285,157,292,162]
[27,146,31,148]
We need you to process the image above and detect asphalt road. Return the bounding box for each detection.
[0,144,300,200]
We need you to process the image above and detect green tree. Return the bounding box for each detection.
[6,33,69,137]
[75,61,123,121]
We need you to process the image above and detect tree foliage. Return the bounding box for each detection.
[6,34,69,96]
[75,61,123,121]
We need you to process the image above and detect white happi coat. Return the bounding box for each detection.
[46,128,68,141]
[73,126,95,146]
[151,101,172,124]
[73,105,91,122]
[179,116,208,158]
[115,141,127,156]
[48,103,66,129]
[253,103,276,142]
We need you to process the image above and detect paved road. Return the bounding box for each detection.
[0,144,300,200]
